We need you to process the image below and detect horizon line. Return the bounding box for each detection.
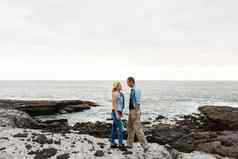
[0,79,238,82]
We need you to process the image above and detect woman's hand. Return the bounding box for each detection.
[116,112,122,120]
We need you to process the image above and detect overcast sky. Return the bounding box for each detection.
[0,0,238,80]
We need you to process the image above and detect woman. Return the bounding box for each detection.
[111,81,125,149]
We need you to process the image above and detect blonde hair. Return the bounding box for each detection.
[112,81,122,92]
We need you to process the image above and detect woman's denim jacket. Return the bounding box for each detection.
[116,92,125,112]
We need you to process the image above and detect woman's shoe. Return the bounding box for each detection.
[110,144,118,149]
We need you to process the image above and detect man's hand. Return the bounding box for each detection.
[135,105,140,111]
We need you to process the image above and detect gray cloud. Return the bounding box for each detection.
[0,0,238,80]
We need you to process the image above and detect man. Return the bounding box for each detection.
[126,77,149,152]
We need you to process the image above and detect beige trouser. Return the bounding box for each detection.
[127,108,147,146]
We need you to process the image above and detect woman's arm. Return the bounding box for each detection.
[112,92,121,119]
[112,92,117,111]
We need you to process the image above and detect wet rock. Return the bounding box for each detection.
[63,104,91,113]
[199,106,238,130]
[122,151,133,155]
[141,121,151,125]
[146,124,187,145]
[33,148,57,159]
[56,153,70,159]
[155,115,166,121]
[13,133,28,138]
[97,142,106,149]
[94,150,104,157]
[0,147,6,151]
[54,139,61,145]
[145,109,238,158]
[28,150,38,155]
[33,134,53,145]
[0,99,98,134]
[73,121,112,138]
[0,137,9,140]
[38,119,71,133]
[25,144,32,150]
[164,144,181,159]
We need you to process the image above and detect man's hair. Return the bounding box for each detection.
[127,76,135,83]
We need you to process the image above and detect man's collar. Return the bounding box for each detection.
[131,86,136,90]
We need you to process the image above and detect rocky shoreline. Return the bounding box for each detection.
[0,99,237,158]
[71,107,238,158]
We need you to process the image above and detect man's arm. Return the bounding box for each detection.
[134,89,141,108]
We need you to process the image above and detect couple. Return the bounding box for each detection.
[111,77,148,152]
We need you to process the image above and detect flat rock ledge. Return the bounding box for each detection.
[0,99,99,116]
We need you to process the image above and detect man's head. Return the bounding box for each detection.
[127,77,135,88]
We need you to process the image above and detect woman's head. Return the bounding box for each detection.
[112,81,122,92]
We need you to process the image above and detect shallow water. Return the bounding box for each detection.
[1,81,238,125]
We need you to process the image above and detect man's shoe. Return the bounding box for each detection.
[142,145,149,153]
[110,144,118,149]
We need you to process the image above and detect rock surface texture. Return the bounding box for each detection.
[0,127,176,159]
[0,108,39,128]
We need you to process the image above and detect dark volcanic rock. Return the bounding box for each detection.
[0,99,99,116]
[56,153,70,159]
[97,142,106,149]
[122,150,133,155]
[0,137,9,140]
[33,148,57,159]
[199,106,238,130]
[54,139,61,145]
[0,147,6,151]
[155,115,166,121]
[25,144,32,150]
[146,124,187,145]
[0,108,71,132]
[62,104,91,113]
[73,121,112,138]
[174,131,238,158]
[13,133,28,138]
[94,150,104,157]
[0,99,98,133]
[38,119,71,133]
[145,106,238,158]
[33,134,53,145]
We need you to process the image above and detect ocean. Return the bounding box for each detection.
[1,81,238,125]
